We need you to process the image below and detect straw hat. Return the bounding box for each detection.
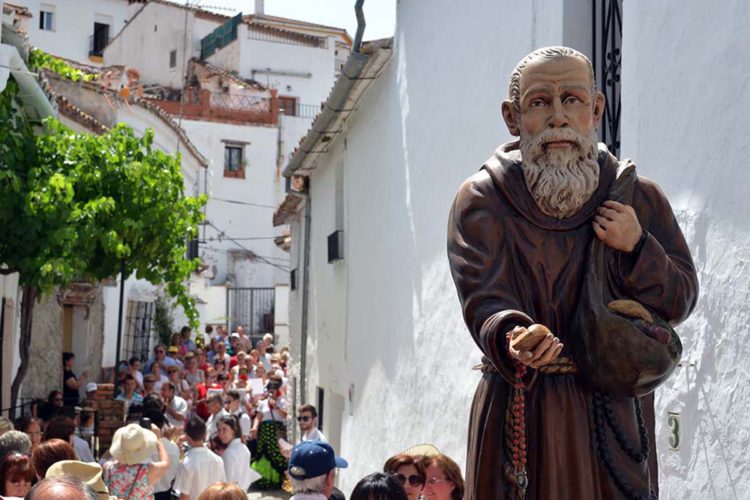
[401,443,441,457]
[109,423,158,465]
[0,416,14,434]
[46,460,110,499]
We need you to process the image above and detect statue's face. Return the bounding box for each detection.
[503,56,604,142]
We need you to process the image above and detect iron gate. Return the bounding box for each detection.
[123,300,154,363]
[226,287,275,344]
[593,0,623,157]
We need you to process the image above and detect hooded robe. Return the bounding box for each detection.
[447,141,698,500]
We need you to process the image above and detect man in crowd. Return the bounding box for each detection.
[297,405,326,443]
[263,333,274,353]
[224,390,251,443]
[27,476,98,500]
[227,332,241,356]
[255,340,271,372]
[116,374,144,414]
[237,326,252,353]
[83,383,98,411]
[151,411,181,500]
[161,381,188,429]
[146,344,178,375]
[288,441,348,500]
[204,393,228,440]
[0,430,31,457]
[180,326,196,352]
[174,416,226,499]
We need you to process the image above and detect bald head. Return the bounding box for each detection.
[509,47,595,111]
[27,476,98,500]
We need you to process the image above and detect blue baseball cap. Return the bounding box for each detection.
[288,440,348,480]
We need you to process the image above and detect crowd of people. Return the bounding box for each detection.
[0,325,466,499]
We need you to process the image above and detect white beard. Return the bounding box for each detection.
[519,129,600,219]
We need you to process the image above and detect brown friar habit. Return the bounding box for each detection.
[447,141,698,500]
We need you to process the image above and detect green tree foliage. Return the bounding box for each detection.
[0,79,206,406]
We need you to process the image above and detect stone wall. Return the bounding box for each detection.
[21,286,105,400]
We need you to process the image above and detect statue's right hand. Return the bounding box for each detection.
[508,325,563,369]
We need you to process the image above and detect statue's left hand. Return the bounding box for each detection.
[593,201,642,252]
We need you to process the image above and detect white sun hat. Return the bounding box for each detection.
[109,423,158,465]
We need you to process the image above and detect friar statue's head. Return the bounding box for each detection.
[501,47,606,219]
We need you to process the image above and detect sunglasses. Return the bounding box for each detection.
[224,400,233,405]
[297,416,312,422]
[394,473,425,487]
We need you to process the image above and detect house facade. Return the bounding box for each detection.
[276,0,750,495]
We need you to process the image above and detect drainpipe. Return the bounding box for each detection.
[287,181,311,404]
[0,44,55,118]
[353,0,366,53]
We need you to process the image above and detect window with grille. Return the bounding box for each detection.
[224,145,245,178]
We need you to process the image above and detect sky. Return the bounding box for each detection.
[185,0,398,41]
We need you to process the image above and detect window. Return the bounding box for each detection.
[90,22,110,57]
[279,96,297,116]
[223,145,244,178]
[169,50,177,69]
[39,10,54,31]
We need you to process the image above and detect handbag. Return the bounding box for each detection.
[571,163,682,397]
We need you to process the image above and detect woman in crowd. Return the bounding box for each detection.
[419,454,464,500]
[166,366,192,404]
[249,375,287,490]
[62,352,88,407]
[351,472,408,500]
[184,354,205,390]
[103,423,170,499]
[216,416,253,491]
[47,390,64,409]
[16,417,43,454]
[383,454,426,500]
[31,439,76,479]
[0,452,36,498]
[150,360,169,392]
[197,482,248,500]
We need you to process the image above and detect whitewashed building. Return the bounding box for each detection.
[103,0,351,340]
[276,0,750,496]
[6,0,139,64]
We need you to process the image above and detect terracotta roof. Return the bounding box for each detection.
[190,58,266,92]
[43,70,208,167]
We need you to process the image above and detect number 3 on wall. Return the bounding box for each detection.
[667,412,680,450]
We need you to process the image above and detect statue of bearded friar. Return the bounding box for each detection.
[447,47,698,500]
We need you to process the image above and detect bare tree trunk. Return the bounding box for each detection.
[10,285,36,414]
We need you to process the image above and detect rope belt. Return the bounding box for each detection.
[474,356,578,375]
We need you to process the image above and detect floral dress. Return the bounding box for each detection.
[104,461,153,499]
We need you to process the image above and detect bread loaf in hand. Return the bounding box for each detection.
[510,324,551,353]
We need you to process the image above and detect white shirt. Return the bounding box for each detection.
[257,396,288,421]
[153,438,180,493]
[73,435,96,462]
[173,446,226,500]
[165,395,188,428]
[301,427,327,443]
[205,409,229,440]
[222,438,253,491]
[230,408,252,439]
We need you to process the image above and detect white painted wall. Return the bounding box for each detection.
[13,0,137,64]
[274,284,289,348]
[104,2,222,87]
[291,0,750,494]
[621,2,750,498]
[235,25,337,108]
[180,119,286,288]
